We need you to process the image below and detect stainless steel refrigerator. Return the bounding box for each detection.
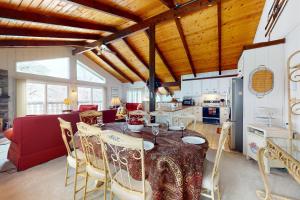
[231,78,243,152]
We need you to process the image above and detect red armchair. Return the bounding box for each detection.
[78,105,98,112]
[126,103,143,112]
[5,112,80,171]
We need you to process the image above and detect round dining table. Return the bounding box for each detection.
[77,122,209,200]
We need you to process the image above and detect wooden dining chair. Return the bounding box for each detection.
[79,110,102,125]
[201,121,231,200]
[100,130,153,200]
[76,122,108,200]
[58,117,86,200]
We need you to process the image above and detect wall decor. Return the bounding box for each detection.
[265,0,289,38]
[249,65,274,98]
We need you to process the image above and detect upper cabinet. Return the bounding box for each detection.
[180,77,231,97]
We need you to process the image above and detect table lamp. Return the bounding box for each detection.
[111,97,121,108]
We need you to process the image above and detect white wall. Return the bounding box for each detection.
[240,0,300,153]
[0,47,122,124]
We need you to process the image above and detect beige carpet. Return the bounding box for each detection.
[0,124,299,200]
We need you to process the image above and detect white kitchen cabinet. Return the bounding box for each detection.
[219,78,230,95]
[194,106,202,122]
[181,80,194,96]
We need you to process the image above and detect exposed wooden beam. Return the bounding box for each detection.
[161,81,181,87]
[182,74,238,81]
[0,6,117,32]
[0,26,100,40]
[174,17,196,77]
[159,0,175,8]
[106,45,147,82]
[243,38,286,50]
[66,0,141,22]
[217,0,222,75]
[0,40,87,47]
[73,0,217,54]
[91,49,134,84]
[149,25,156,112]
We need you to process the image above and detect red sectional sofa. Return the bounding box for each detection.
[5,112,80,171]
[4,109,117,171]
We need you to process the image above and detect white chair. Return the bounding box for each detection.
[100,130,153,200]
[58,118,85,200]
[77,122,108,200]
[201,122,231,200]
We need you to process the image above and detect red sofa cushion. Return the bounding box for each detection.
[6,112,80,171]
[102,109,117,123]
[79,105,98,112]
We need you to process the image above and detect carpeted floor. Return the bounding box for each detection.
[0,124,299,200]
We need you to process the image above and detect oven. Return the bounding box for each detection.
[202,107,220,124]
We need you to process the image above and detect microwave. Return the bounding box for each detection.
[182,99,195,106]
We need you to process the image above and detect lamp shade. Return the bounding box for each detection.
[111,97,121,106]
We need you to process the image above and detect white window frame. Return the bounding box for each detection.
[26,80,69,114]
[76,60,106,84]
[77,85,106,110]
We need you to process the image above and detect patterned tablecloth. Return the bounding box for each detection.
[78,123,208,200]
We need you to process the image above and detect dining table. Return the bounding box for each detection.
[77,122,209,200]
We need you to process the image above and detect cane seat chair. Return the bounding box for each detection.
[58,117,85,200]
[129,110,151,125]
[100,130,153,200]
[79,110,102,125]
[201,122,231,200]
[77,122,108,200]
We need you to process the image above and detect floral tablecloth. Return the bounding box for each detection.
[77,123,208,200]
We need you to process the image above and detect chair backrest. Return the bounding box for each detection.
[77,122,105,171]
[212,122,231,181]
[129,110,150,124]
[79,110,102,125]
[100,130,146,197]
[58,117,76,159]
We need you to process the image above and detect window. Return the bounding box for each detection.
[47,85,68,114]
[127,88,143,103]
[26,82,68,115]
[17,58,70,79]
[78,87,104,110]
[77,61,105,83]
[26,83,45,114]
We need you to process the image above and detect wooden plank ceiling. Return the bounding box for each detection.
[0,0,265,91]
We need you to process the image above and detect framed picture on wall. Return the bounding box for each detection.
[111,87,119,97]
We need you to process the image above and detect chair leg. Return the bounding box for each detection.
[217,186,221,200]
[103,179,107,200]
[83,173,89,200]
[65,160,69,186]
[73,168,78,200]
[110,191,114,200]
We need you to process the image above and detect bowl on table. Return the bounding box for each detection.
[127,124,144,132]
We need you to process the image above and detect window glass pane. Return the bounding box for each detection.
[16,58,70,79]
[127,88,143,103]
[77,61,105,83]
[47,85,68,114]
[78,87,92,105]
[92,88,103,110]
[26,83,45,114]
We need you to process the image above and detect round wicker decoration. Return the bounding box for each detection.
[249,65,274,98]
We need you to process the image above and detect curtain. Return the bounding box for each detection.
[127,88,143,103]
[16,79,27,117]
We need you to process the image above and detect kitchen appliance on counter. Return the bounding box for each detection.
[182,97,195,106]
